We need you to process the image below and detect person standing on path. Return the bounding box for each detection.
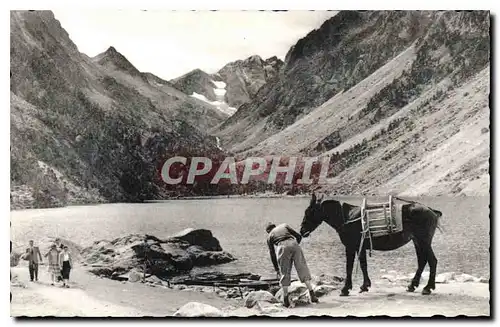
[58,245,73,288]
[54,238,65,282]
[265,222,319,307]
[22,240,43,282]
[44,244,61,286]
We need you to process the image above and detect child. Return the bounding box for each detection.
[58,245,73,288]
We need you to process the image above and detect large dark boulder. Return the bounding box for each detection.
[168,228,223,251]
[82,229,236,281]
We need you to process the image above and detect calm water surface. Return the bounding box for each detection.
[11,196,490,281]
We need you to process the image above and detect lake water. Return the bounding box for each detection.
[11,196,490,282]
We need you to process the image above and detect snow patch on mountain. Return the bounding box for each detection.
[189,80,237,116]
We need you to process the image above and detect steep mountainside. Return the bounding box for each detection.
[214,11,440,152]
[217,55,283,109]
[171,55,283,117]
[10,10,227,209]
[172,69,219,102]
[232,10,490,196]
[171,69,237,116]
[92,47,228,130]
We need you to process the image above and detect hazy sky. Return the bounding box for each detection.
[52,10,336,80]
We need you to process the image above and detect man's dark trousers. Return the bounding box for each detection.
[29,262,39,281]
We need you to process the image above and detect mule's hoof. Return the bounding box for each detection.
[359,286,369,293]
[421,288,432,295]
[406,286,416,293]
[340,290,350,297]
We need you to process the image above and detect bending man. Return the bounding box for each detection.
[266,222,318,307]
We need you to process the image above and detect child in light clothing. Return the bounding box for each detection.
[59,245,73,288]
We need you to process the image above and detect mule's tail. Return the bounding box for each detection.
[433,209,444,234]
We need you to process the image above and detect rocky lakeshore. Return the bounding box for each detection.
[80,228,236,282]
[11,259,490,318]
[11,227,490,317]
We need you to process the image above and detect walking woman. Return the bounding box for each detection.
[44,244,61,285]
[59,245,73,288]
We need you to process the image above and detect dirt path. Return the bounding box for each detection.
[11,264,489,317]
[10,265,239,317]
[10,268,156,317]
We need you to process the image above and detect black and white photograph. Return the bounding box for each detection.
[9,7,491,318]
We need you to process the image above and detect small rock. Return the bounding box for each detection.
[477,276,489,284]
[311,274,343,286]
[128,270,143,283]
[145,275,163,285]
[454,273,476,283]
[436,272,455,284]
[313,284,337,297]
[226,288,240,298]
[173,302,225,317]
[256,301,283,314]
[275,281,311,307]
[244,290,279,308]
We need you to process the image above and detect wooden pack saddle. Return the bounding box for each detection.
[355,196,404,275]
[360,195,403,239]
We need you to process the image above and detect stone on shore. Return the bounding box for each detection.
[256,301,283,314]
[314,284,338,297]
[311,274,344,286]
[173,302,225,317]
[244,290,279,308]
[275,281,312,307]
[169,228,223,251]
[436,272,456,284]
[126,269,143,283]
[81,229,236,281]
[454,273,476,283]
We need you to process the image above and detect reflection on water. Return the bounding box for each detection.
[11,196,490,280]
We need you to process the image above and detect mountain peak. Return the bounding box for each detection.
[93,46,142,77]
[171,68,212,84]
[105,46,118,54]
[245,55,264,64]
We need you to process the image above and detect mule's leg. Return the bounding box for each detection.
[359,249,371,293]
[407,240,427,292]
[340,247,356,296]
[422,247,437,295]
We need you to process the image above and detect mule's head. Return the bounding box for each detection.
[300,193,326,238]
